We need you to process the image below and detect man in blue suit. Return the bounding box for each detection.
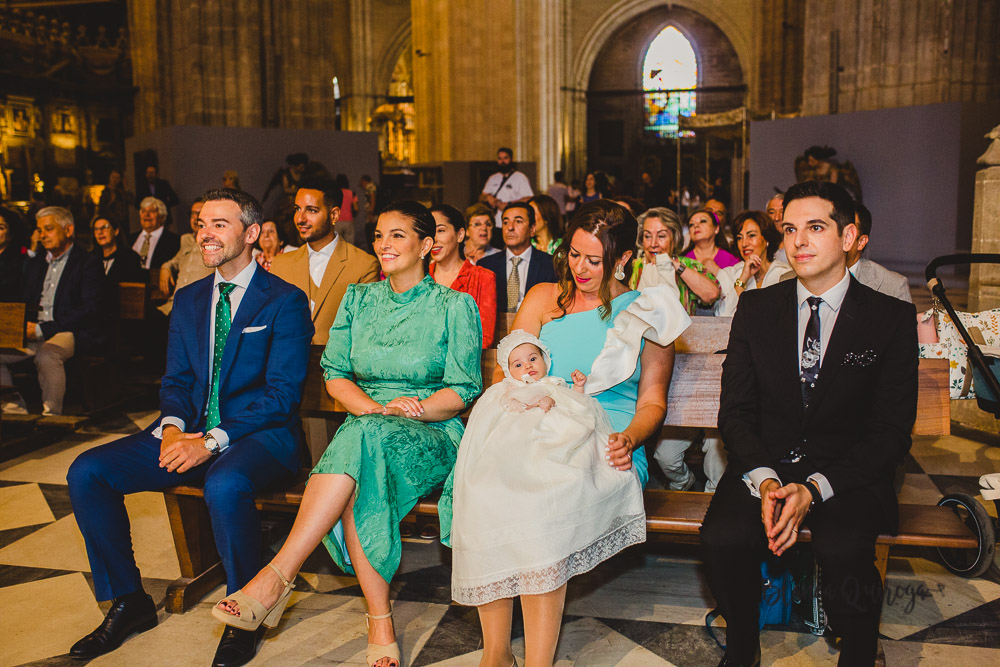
[67,189,313,667]
[478,202,557,313]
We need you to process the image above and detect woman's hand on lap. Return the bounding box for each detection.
[386,396,424,417]
[606,432,634,471]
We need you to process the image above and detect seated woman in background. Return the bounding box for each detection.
[528,194,563,255]
[463,202,500,264]
[255,220,285,271]
[0,207,26,302]
[714,210,790,317]
[214,202,483,667]
[91,215,142,285]
[631,207,720,314]
[683,208,740,278]
[430,204,497,348]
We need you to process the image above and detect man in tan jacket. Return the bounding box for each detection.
[271,179,378,345]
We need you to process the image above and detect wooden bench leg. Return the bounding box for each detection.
[163,493,224,613]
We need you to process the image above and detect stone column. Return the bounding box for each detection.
[411,0,563,182]
[969,126,1000,310]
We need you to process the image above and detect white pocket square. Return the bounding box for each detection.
[242,325,267,334]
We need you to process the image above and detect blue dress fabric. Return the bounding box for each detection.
[539,291,650,487]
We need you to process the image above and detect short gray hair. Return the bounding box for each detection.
[637,207,684,255]
[36,206,74,229]
[139,196,168,218]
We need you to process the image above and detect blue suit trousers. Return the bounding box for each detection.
[67,429,293,601]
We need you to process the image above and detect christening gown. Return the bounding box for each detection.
[312,275,482,583]
[442,288,691,605]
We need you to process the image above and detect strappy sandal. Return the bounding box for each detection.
[365,608,401,667]
[211,562,296,630]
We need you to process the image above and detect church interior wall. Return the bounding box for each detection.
[749,101,999,275]
[124,125,378,239]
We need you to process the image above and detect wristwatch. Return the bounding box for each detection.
[673,260,686,276]
[734,278,746,289]
[204,433,220,455]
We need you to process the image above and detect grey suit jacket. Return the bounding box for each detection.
[853,258,912,303]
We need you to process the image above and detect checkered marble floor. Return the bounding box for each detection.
[2,401,1000,666]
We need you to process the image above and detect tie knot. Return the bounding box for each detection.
[219,282,237,297]
[511,256,522,267]
[807,296,823,311]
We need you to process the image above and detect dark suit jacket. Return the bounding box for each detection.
[132,229,181,271]
[160,266,314,471]
[478,246,557,313]
[718,276,918,531]
[23,244,105,352]
[136,178,179,210]
[0,245,24,302]
[93,246,143,320]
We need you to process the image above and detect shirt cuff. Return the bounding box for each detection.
[153,416,186,439]
[807,473,834,502]
[743,467,781,498]
[32,324,45,340]
[208,428,230,452]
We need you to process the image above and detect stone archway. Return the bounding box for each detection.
[563,0,751,181]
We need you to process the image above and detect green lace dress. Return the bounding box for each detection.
[313,275,482,583]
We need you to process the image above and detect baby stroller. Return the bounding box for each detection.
[926,253,1000,577]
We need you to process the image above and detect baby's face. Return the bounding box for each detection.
[508,343,548,380]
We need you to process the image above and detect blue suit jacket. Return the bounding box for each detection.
[478,246,557,313]
[159,264,314,472]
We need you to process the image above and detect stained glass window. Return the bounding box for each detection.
[643,26,697,138]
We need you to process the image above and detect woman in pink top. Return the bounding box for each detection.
[683,208,740,276]
[336,174,355,222]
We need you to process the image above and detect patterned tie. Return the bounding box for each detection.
[205,282,236,430]
[506,256,522,313]
[139,232,150,267]
[800,296,823,408]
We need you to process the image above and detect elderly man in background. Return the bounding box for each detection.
[0,207,103,415]
[159,198,215,315]
[133,197,180,272]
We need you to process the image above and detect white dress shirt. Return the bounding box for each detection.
[158,259,259,452]
[306,235,338,313]
[132,225,165,269]
[506,246,532,310]
[746,269,851,503]
[483,170,534,226]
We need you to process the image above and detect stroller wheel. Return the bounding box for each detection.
[936,493,996,578]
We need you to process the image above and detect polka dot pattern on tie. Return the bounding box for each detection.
[205,282,236,430]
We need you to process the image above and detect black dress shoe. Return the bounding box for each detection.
[70,592,157,659]
[718,645,761,667]
[212,625,265,667]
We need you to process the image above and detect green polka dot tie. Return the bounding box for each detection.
[206,282,236,431]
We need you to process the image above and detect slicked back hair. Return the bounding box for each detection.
[201,188,263,231]
[782,181,857,234]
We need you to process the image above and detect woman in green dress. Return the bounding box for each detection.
[214,201,482,667]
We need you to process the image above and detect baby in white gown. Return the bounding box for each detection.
[448,330,646,606]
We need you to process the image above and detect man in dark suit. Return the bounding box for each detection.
[0,206,103,415]
[133,196,181,272]
[478,202,556,313]
[66,189,313,666]
[136,164,180,225]
[700,181,918,667]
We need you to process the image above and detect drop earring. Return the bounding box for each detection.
[614,264,626,281]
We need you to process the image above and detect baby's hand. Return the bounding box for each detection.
[571,369,587,393]
[537,396,556,412]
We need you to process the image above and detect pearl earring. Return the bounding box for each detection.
[614,264,626,281]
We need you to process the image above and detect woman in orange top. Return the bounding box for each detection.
[430,204,497,348]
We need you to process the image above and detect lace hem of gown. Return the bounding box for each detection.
[451,513,646,606]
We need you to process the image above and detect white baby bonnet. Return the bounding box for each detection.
[497,330,553,382]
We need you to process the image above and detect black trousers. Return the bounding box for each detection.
[701,470,884,666]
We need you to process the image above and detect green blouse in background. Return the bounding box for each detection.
[313,275,482,583]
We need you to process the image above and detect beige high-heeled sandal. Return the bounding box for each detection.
[365,608,401,667]
[211,562,295,631]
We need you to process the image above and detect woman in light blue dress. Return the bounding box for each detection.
[453,200,684,667]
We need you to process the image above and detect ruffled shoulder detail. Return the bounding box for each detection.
[585,285,692,394]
